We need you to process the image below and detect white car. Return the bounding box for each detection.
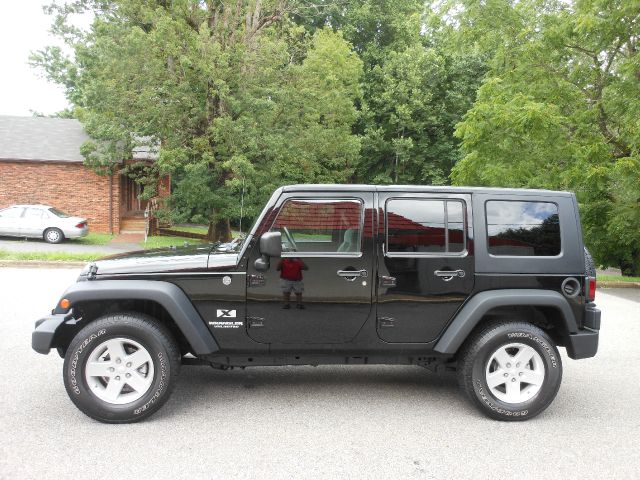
[0,205,89,243]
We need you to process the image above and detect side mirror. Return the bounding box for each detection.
[254,231,282,271]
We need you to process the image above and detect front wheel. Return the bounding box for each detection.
[63,313,181,423]
[457,321,562,421]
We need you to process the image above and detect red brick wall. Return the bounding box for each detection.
[0,161,120,234]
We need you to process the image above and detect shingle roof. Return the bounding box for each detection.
[0,115,158,163]
[0,115,89,163]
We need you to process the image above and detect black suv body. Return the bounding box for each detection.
[32,185,601,422]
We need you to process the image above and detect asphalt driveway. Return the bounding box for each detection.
[0,236,138,254]
[1,267,638,479]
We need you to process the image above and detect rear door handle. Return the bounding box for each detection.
[434,269,466,281]
[337,269,368,281]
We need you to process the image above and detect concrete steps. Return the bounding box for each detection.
[120,217,146,233]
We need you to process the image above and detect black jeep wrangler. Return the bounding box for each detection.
[32,185,601,423]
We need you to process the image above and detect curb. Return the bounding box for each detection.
[0,260,86,269]
[599,281,640,289]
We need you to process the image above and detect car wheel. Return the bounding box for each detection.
[44,227,64,244]
[457,321,562,421]
[63,313,181,423]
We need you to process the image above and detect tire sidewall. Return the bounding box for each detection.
[63,320,173,422]
[44,228,64,244]
[470,326,562,420]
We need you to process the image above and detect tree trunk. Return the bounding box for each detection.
[619,249,640,277]
[207,218,232,242]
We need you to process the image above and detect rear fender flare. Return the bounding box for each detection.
[434,289,578,355]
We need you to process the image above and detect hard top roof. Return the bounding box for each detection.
[281,184,573,196]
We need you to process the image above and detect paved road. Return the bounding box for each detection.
[1,268,638,479]
[0,237,138,254]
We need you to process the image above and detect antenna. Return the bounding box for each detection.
[239,177,245,235]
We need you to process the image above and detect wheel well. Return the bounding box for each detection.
[53,299,192,357]
[474,305,567,347]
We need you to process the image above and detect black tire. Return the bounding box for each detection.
[44,227,64,244]
[63,313,181,423]
[457,321,562,421]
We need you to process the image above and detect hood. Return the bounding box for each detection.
[82,243,238,276]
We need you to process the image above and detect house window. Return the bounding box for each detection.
[486,201,560,256]
[271,199,363,255]
[385,199,466,255]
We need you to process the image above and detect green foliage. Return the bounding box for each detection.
[33,1,363,240]
[449,0,640,274]
[141,235,205,250]
[0,250,101,262]
[71,232,114,245]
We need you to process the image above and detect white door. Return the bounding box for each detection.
[22,208,47,237]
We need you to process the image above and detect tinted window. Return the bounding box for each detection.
[486,201,560,256]
[386,199,466,254]
[48,208,70,218]
[271,199,362,254]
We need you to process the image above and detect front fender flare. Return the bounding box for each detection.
[58,280,219,355]
[434,289,578,355]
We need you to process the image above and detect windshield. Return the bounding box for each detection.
[48,207,70,218]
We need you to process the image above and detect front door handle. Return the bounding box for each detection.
[434,269,466,281]
[337,269,368,282]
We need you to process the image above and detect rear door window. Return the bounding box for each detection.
[385,199,466,255]
[486,201,560,256]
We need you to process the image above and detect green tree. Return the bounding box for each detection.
[33,0,362,241]
[448,0,640,275]
[295,0,487,185]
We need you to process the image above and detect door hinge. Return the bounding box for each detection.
[247,316,264,328]
[378,316,395,328]
[247,274,265,287]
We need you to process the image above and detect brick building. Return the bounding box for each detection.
[0,115,169,234]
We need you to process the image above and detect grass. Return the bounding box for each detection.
[599,275,640,283]
[69,232,114,246]
[141,235,206,249]
[167,225,209,235]
[0,249,101,262]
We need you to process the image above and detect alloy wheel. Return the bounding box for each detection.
[84,337,155,405]
[484,342,546,404]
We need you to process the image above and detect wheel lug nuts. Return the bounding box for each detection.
[519,372,523,376]
[516,363,520,368]
[126,362,131,367]
[506,363,511,368]
[115,376,120,380]
[116,359,121,364]
[109,367,115,372]
[126,373,131,378]
[503,373,508,377]
[511,378,516,382]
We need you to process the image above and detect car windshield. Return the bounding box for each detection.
[48,207,70,218]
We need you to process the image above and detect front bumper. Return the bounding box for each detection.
[565,304,601,360]
[32,313,72,354]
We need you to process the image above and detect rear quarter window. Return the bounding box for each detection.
[486,200,561,256]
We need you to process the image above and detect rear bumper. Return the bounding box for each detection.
[32,313,70,354]
[565,304,601,359]
[63,226,89,239]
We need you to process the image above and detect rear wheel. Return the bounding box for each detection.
[44,227,64,244]
[63,313,181,423]
[457,321,562,421]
